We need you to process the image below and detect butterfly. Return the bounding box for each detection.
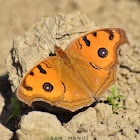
[17,28,129,112]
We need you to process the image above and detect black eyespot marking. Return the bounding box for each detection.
[29,71,34,75]
[43,83,53,92]
[62,82,66,93]
[98,48,108,58]
[109,33,114,40]
[23,80,33,91]
[93,32,97,36]
[90,62,101,70]
[37,65,46,74]
[43,61,53,68]
[25,86,33,91]
[83,36,90,46]
[77,39,82,50]
[76,41,82,50]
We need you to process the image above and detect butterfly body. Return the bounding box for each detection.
[17,28,129,112]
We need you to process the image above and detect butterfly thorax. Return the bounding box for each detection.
[54,46,71,66]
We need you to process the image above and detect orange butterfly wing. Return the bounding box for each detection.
[17,57,64,106]
[17,53,95,111]
[66,28,129,69]
[17,28,129,112]
[64,28,129,99]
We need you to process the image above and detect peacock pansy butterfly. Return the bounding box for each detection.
[17,28,129,112]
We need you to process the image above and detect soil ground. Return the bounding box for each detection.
[0,0,140,140]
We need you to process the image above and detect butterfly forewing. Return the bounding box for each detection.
[17,56,64,106]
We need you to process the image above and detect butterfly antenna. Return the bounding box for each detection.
[34,27,54,46]
[34,34,52,54]
[44,21,57,47]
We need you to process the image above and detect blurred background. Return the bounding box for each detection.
[0,0,140,76]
